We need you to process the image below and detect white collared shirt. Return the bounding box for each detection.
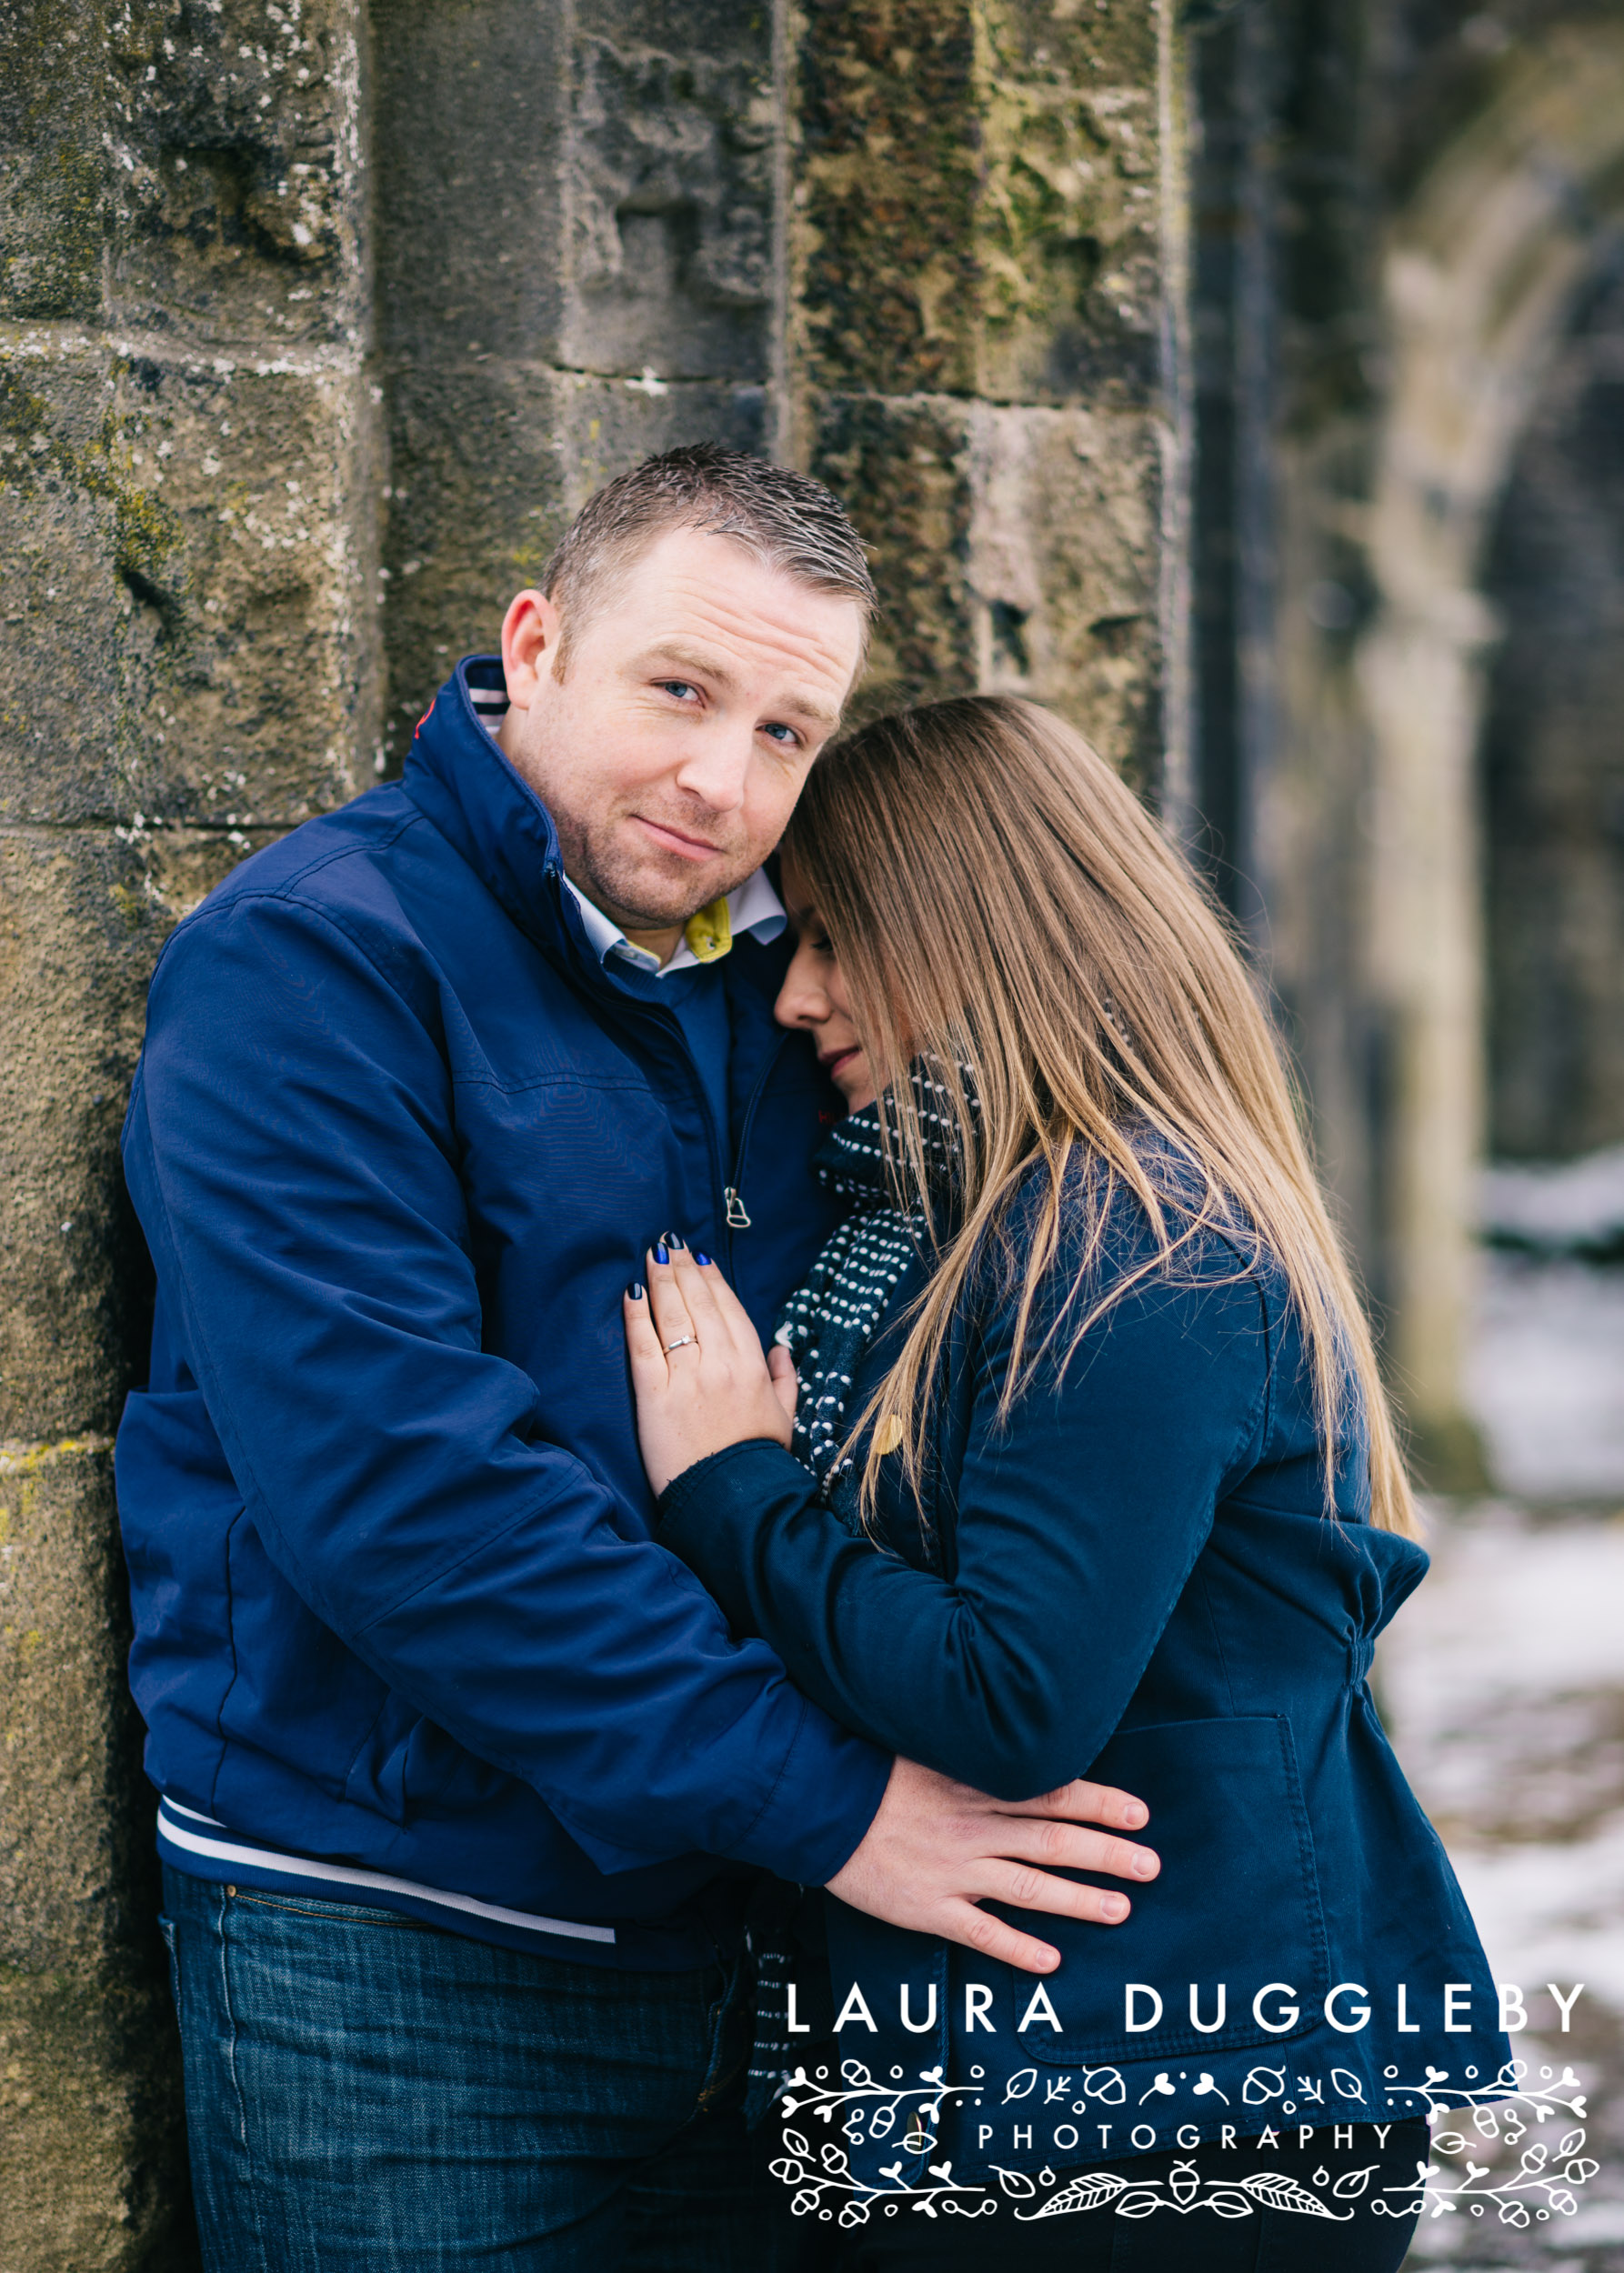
[559,866,786,978]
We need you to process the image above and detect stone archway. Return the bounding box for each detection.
[1355,27,1624,1461]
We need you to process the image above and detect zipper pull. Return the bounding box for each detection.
[724,1186,752,1228]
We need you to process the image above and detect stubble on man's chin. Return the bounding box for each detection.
[565,825,755,933]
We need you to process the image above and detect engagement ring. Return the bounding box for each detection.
[665,1334,695,1352]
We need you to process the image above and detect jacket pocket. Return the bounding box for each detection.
[1003,1714,1329,2064]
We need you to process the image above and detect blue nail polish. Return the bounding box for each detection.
[666,1231,687,1251]
[694,1252,712,1267]
[655,1243,669,1266]
[627,1282,645,1300]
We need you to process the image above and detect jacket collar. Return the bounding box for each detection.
[400,656,600,980]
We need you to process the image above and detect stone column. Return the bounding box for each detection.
[0,2,381,2260]
[369,0,785,752]
[783,0,1190,794]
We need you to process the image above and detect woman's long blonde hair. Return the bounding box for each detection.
[783,695,1418,1537]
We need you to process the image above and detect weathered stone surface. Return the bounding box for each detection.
[0,1963,192,2272]
[380,363,767,758]
[813,392,1165,777]
[0,1438,191,2270]
[369,0,571,367]
[372,0,780,755]
[793,0,1163,409]
[0,9,109,326]
[107,0,367,353]
[0,330,380,827]
[0,825,271,1440]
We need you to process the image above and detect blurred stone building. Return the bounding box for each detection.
[0,0,1619,2260]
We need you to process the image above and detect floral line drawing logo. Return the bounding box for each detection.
[767,2059,1600,2230]
[993,2159,1370,2222]
[771,2128,997,2228]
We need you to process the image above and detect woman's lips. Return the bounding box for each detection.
[821,1046,861,1078]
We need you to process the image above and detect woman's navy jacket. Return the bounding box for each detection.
[660,1172,1511,2172]
[114,659,889,1965]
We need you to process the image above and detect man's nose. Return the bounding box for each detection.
[671,722,753,815]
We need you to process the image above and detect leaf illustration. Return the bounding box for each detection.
[1432,2131,1467,2155]
[1115,2187,1168,2218]
[1333,2164,1378,2198]
[782,2128,811,2159]
[1238,2172,1347,2218]
[1557,2128,1584,2158]
[1003,2068,1038,2102]
[1330,2068,1367,2100]
[1016,2172,1128,2221]
[1205,2189,1256,2218]
[992,2167,1038,2198]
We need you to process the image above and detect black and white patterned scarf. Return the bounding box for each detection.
[773,1063,976,1516]
[745,1066,975,2125]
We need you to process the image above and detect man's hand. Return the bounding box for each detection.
[827,1757,1159,1975]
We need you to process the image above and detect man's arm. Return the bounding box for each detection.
[127,890,888,1884]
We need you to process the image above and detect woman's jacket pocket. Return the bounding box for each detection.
[999,1714,1330,2064]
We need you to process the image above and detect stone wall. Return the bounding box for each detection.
[2,0,378,2260]
[0,1,1189,2258]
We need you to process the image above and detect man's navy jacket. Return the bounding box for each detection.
[115,658,890,1966]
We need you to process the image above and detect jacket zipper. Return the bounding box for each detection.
[724,1030,787,1267]
[545,866,780,1267]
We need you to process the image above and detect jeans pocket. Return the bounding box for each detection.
[157,1914,182,2013]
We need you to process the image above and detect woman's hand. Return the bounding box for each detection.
[624,1241,799,1497]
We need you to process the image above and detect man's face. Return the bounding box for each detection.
[496,526,866,932]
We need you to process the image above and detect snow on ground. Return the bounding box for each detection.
[1466,1258,1624,1499]
[1381,1153,1623,2266]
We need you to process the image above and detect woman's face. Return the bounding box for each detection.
[774,854,877,1112]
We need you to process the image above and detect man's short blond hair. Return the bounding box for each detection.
[541,443,876,669]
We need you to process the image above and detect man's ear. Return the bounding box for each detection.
[500,587,566,708]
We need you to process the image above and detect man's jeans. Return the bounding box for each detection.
[159,1864,817,2272]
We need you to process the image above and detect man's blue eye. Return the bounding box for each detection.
[762,723,799,746]
[660,680,699,701]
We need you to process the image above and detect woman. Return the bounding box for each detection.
[622,697,1506,2268]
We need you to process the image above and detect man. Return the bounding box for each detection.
[117,446,1155,2269]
